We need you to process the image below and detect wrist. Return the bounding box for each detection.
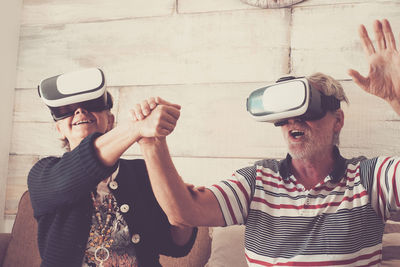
[125,119,142,143]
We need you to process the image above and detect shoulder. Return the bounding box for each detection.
[254,158,280,172]
[28,156,61,179]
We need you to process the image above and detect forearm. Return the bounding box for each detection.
[140,139,224,227]
[94,121,141,166]
[28,133,118,214]
[141,139,196,225]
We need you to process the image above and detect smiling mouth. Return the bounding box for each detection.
[72,119,94,126]
[289,130,305,139]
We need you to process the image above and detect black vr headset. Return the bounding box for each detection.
[246,76,340,126]
[38,68,112,121]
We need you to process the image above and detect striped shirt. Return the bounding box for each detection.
[209,148,400,266]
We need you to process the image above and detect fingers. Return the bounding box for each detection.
[140,100,151,117]
[348,69,370,91]
[136,104,181,138]
[155,97,181,110]
[359,24,376,56]
[382,19,397,50]
[373,20,386,51]
[130,103,145,121]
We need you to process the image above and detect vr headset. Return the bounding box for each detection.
[38,68,112,121]
[246,76,340,126]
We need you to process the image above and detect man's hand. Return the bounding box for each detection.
[129,97,181,142]
[348,19,400,115]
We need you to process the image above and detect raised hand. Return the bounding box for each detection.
[348,19,400,115]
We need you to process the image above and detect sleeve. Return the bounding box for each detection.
[27,132,118,217]
[157,226,198,257]
[207,165,257,226]
[360,156,400,221]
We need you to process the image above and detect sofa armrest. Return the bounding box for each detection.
[160,227,211,267]
[0,233,12,265]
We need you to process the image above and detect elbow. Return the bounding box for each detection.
[167,211,197,228]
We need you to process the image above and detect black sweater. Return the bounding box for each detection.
[28,133,196,267]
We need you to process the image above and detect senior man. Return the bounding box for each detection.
[133,19,400,266]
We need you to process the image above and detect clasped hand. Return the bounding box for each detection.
[129,97,181,142]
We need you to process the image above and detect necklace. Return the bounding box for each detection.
[88,191,116,267]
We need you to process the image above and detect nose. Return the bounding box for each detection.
[74,107,88,115]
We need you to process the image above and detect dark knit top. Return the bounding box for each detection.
[28,133,197,267]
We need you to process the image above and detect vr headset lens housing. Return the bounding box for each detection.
[38,68,112,121]
[246,77,340,126]
[50,94,111,121]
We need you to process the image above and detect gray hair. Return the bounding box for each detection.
[307,72,349,104]
[307,72,348,146]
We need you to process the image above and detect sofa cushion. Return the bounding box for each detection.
[205,225,247,267]
[2,191,41,267]
[205,219,400,267]
[160,226,211,267]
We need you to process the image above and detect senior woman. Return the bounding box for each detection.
[28,68,196,267]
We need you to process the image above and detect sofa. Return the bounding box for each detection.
[0,191,211,267]
[1,191,400,267]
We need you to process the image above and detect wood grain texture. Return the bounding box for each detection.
[16,9,290,89]
[178,0,256,13]
[10,81,400,158]
[21,0,175,26]
[242,0,305,9]
[5,155,39,215]
[297,0,394,7]
[291,3,400,79]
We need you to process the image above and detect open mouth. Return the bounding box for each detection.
[289,130,305,139]
[72,119,94,126]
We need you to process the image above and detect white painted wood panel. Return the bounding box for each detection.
[21,0,175,26]
[117,83,288,158]
[16,9,290,89]
[297,0,394,7]
[291,3,400,79]
[10,81,400,158]
[178,0,394,14]
[10,122,65,156]
[178,0,255,13]
[5,155,36,214]
[3,215,15,233]
[170,157,259,186]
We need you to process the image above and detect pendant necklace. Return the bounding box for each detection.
[90,191,116,267]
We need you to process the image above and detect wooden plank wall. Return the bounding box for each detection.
[5,0,400,231]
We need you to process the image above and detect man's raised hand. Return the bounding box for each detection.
[348,19,400,114]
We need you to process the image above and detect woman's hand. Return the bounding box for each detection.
[129,97,181,143]
[348,19,400,114]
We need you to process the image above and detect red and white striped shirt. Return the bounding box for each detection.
[209,149,400,267]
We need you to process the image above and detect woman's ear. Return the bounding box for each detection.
[55,122,66,140]
[107,113,115,131]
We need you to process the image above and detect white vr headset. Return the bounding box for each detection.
[246,76,340,126]
[38,68,112,121]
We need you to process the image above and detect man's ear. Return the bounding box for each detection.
[333,109,344,132]
[55,122,66,140]
[107,113,115,131]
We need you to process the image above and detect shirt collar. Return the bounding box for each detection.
[278,146,347,183]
